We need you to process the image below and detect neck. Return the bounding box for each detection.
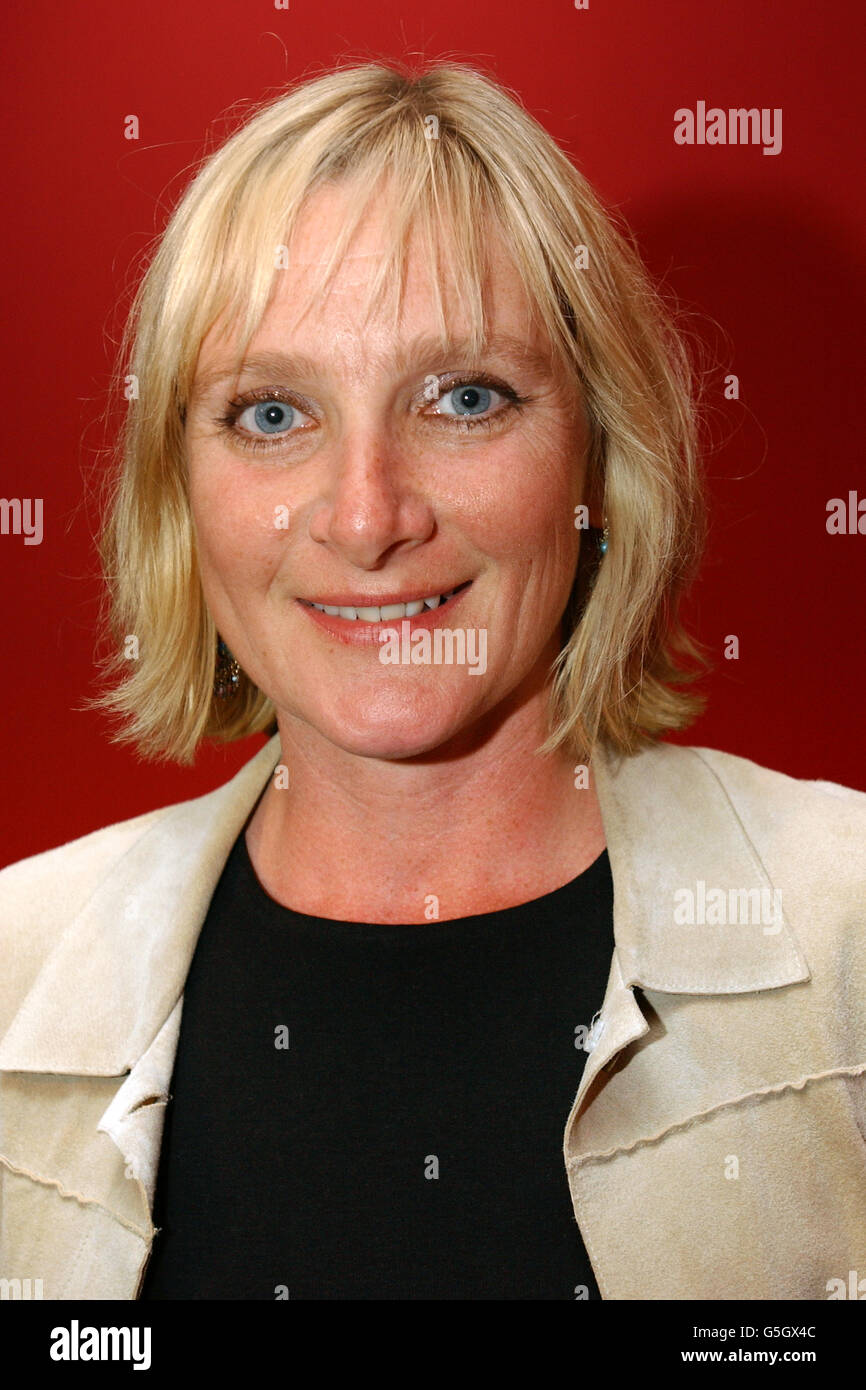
[245,684,605,924]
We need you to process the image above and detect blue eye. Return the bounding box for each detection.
[222,394,314,449]
[440,384,493,416]
[238,400,296,435]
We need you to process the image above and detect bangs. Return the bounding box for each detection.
[173,123,563,405]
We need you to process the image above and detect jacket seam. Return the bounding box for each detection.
[0,1153,150,1240]
[570,1200,613,1300]
[688,747,802,911]
[623,971,810,994]
[568,1062,866,1166]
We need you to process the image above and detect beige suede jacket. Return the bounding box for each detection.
[1,734,865,1301]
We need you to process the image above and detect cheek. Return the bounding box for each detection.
[459,428,583,578]
[188,457,286,594]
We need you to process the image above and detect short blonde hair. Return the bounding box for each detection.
[94,59,707,765]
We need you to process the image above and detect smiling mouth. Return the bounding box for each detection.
[299,581,472,623]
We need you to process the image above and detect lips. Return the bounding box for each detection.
[300,581,472,623]
[297,580,472,644]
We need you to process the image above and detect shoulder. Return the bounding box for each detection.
[599,737,865,954]
[0,735,281,1035]
[0,798,182,912]
[1,804,172,900]
[0,804,182,1032]
[601,738,866,845]
[665,743,866,970]
[683,743,866,856]
[0,734,282,919]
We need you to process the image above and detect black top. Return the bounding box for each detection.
[141,832,614,1301]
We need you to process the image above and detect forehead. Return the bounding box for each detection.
[195,178,554,379]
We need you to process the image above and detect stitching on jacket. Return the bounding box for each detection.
[56,1226,96,1299]
[689,747,773,877]
[0,1153,150,1240]
[570,1062,866,1166]
[625,969,809,994]
[687,753,806,950]
[568,1192,613,1300]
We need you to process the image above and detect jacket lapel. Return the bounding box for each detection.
[564,740,810,1143]
[590,740,810,993]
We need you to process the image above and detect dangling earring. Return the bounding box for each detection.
[214,637,240,699]
[597,517,610,558]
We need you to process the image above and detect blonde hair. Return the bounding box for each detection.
[94,59,707,764]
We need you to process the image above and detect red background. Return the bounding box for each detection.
[1,0,863,866]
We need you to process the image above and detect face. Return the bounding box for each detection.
[185,180,593,761]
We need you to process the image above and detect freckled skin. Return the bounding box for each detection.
[186,181,606,922]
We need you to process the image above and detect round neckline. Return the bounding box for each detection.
[236,831,610,934]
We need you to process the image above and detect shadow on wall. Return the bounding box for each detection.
[629,191,866,781]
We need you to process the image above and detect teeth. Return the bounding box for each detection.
[309,586,462,621]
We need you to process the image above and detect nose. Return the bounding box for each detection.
[308,427,435,568]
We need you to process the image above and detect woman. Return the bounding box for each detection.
[1,60,864,1302]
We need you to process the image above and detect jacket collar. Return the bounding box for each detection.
[0,734,810,1079]
[592,740,809,994]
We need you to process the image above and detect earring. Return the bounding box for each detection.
[214,637,240,699]
[597,517,610,558]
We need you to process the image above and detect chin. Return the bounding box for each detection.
[303,680,487,761]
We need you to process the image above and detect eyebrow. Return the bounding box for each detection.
[189,333,556,404]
